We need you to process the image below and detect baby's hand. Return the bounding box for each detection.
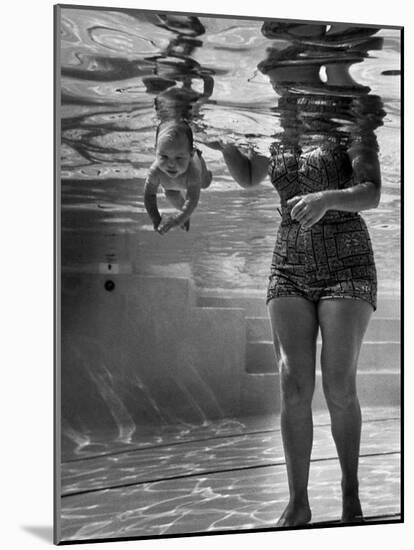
[157,216,179,235]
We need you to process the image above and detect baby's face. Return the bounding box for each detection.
[155,134,193,178]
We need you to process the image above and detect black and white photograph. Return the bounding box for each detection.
[54,2,402,545]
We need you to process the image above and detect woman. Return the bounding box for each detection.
[209,23,383,527]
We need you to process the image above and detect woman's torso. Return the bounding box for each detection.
[267,142,376,291]
[269,142,359,224]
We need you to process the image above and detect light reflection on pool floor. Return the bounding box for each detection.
[60,406,400,542]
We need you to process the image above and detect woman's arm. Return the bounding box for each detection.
[288,147,381,229]
[323,145,381,210]
[321,180,380,211]
[210,142,269,187]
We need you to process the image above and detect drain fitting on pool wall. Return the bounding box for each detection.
[104,280,115,292]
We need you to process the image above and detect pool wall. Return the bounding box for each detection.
[61,272,400,441]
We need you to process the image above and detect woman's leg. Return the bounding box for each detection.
[317,298,373,522]
[268,297,319,527]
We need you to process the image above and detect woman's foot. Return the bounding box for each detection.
[276,502,312,527]
[341,494,364,523]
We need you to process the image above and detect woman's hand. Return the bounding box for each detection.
[287,192,328,229]
[205,138,227,152]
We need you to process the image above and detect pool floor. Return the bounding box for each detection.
[59,406,401,542]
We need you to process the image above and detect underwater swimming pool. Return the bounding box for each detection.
[57,10,402,543]
[59,9,401,295]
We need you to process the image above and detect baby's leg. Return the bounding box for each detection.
[196,150,213,189]
[164,190,190,231]
[165,190,185,209]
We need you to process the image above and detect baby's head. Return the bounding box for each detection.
[154,121,194,178]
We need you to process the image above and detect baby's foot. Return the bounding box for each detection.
[181,219,190,231]
[276,502,312,527]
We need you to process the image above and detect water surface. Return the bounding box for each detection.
[60,10,401,294]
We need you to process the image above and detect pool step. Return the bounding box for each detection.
[194,290,401,412]
[246,340,400,374]
[246,316,401,343]
[197,294,400,319]
[241,370,400,415]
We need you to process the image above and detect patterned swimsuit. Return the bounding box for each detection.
[266,143,377,310]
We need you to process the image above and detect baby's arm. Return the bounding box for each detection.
[144,168,162,230]
[158,180,200,235]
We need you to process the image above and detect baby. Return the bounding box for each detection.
[144,120,212,234]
